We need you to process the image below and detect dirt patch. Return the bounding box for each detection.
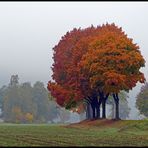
[65,119,123,129]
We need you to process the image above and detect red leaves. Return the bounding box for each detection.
[48,23,145,109]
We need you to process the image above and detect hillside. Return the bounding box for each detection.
[66,119,148,130]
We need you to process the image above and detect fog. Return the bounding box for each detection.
[0,2,148,119]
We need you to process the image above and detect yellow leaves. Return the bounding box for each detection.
[25,113,33,123]
[12,106,34,123]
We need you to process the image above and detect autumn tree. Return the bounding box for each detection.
[47,27,97,115]
[136,82,148,117]
[48,23,145,120]
[79,23,145,119]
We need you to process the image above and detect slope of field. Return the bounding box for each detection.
[0,119,147,146]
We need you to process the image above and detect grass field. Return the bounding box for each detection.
[0,119,147,146]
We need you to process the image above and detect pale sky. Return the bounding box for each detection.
[0,2,148,119]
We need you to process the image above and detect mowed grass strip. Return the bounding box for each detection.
[0,120,147,146]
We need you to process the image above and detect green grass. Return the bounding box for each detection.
[0,120,147,146]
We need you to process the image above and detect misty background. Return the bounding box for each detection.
[0,2,148,119]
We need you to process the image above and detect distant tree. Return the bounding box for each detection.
[136,83,148,117]
[57,107,71,123]
[32,81,58,122]
[48,101,59,122]
[3,76,60,123]
[19,82,35,116]
[3,74,20,122]
[119,98,130,119]
[9,75,19,86]
[0,85,7,114]
[3,84,20,122]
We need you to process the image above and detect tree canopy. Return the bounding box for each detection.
[48,23,145,119]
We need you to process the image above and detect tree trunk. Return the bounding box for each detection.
[101,93,109,119]
[86,103,91,119]
[115,99,119,119]
[92,107,96,119]
[89,93,101,120]
[90,99,96,119]
[96,104,100,119]
[115,93,120,119]
[96,96,102,119]
[94,94,101,119]
[102,98,106,118]
[113,93,120,120]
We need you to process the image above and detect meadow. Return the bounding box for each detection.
[0,119,147,147]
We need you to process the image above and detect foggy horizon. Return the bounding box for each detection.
[0,2,148,119]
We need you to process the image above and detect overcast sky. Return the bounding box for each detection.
[0,2,148,119]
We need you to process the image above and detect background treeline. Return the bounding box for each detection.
[0,75,71,123]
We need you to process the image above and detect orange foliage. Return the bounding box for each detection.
[48,23,145,108]
[79,23,145,94]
